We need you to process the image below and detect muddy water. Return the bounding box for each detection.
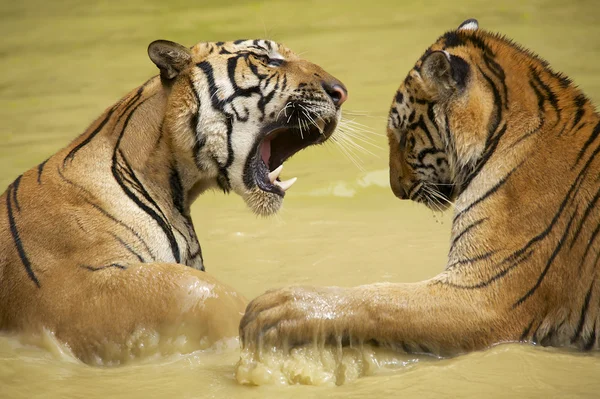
[1,0,600,397]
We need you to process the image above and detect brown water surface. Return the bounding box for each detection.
[1,0,599,397]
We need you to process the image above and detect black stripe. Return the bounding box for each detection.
[81,263,127,271]
[529,74,546,114]
[530,67,561,126]
[116,156,190,247]
[86,199,155,261]
[446,144,595,290]
[572,95,587,130]
[460,124,509,192]
[446,250,496,270]
[12,175,22,211]
[439,249,534,290]
[416,148,445,164]
[513,209,578,308]
[477,66,502,137]
[408,115,435,148]
[196,61,236,179]
[454,159,520,222]
[111,233,144,263]
[570,184,600,250]
[571,280,595,343]
[169,165,186,216]
[111,98,181,263]
[582,225,600,273]
[508,117,543,149]
[6,185,40,287]
[188,77,206,169]
[456,133,600,284]
[37,159,48,184]
[574,121,600,168]
[63,105,117,165]
[558,74,572,88]
[197,61,222,110]
[449,218,487,253]
[426,102,439,131]
[465,35,492,53]
[520,318,536,341]
[442,31,464,48]
[482,53,508,109]
[55,163,157,262]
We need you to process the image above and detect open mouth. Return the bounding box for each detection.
[247,117,337,196]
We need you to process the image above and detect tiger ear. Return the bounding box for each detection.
[458,18,479,31]
[421,51,470,96]
[148,40,192,80]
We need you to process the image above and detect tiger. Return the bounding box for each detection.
[239,19,600,357]
[0,38,347,364]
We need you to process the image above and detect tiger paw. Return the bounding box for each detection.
[239,285,367,350]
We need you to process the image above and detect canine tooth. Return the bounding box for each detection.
[275,177,297,192]
[317,120,326,132]
[268,165,283,183]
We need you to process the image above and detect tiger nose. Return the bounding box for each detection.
[322,81,348,107]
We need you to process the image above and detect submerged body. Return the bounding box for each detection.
[240,20,600,356]
[0,39,346,364]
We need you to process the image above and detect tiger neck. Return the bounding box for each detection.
[101,78,212,219]
[61,77,214,260]
[447,94,600,270]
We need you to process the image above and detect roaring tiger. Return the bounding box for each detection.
[240,19,600,355]
[0,39,347,364]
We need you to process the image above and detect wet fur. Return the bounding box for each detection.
[240,21,600,356]
[0,39,343,364]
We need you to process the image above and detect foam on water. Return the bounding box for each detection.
[236,344,422,386]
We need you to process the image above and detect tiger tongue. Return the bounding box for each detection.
[260,139,271,166]
[260,138,297,191]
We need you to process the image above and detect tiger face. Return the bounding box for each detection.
[387,73,454,211]
[151,39,347,216]
[387,21,496,211]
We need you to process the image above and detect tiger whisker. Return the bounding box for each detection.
[336,128,383,149]
[334,132,379,158]
[277,102,293,121]
[422,184,455,208]
[330,135,365,171]
[339,119,384,136]
[342,110,386,119]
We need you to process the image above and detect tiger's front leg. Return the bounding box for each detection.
[19,262,247,364]
[239,281,521,356]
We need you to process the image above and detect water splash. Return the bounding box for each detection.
[236,343,422,386]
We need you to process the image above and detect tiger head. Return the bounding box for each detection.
[387,19,498,211]
[149,39,347,216]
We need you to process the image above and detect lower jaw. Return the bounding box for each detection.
[242,186,284,217]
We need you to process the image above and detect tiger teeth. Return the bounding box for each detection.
[275,177,297,192]
[268,165,283,183]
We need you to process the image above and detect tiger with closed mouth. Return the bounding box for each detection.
[0,38,346,364]
[240,19,600,356]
